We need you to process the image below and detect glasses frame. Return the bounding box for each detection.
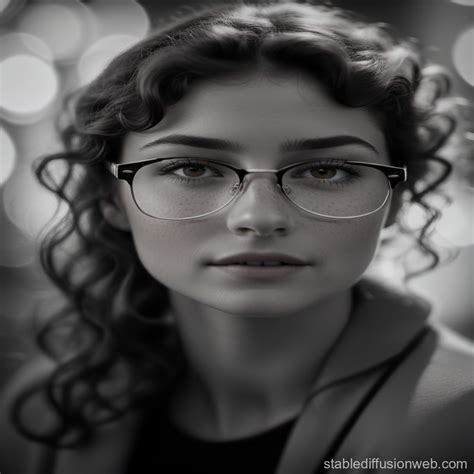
[105,157,407,221]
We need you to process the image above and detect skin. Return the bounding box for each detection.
[108,69,394,440]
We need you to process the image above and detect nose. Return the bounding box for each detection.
[226,173,295,237]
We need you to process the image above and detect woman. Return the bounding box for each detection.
[1,2,472,473]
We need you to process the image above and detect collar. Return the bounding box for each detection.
[312,277,431,392]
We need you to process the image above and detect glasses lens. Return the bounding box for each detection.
[282,161,390,217]
[132,159,240,219]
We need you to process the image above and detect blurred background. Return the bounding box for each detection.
[0,0,473,390]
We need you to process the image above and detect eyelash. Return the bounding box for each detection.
[158,159,223,183]
[289,160,362,186]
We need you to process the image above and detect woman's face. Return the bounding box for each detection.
[116,70,393,316]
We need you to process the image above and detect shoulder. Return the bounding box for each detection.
[390,322,473,415]
[416,323,473,400]
[386,324,473,460]
[361,277,472,399]
[340,322,473,461]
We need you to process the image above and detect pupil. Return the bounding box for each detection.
[183,166,204,177]
[311,168,336,179]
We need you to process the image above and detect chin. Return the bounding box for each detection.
[202,290,329,318]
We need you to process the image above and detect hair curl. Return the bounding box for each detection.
[11,1,469,447]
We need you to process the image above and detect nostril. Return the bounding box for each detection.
[234,222,289,237]
[231,224,290,238]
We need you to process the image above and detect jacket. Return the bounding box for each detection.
[1,278,473,474]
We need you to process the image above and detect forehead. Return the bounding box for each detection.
[122,70,389,162]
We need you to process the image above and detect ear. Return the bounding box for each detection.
[384,188,403,228]
[100,196,131,232]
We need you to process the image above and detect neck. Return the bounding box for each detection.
[167,289,353,439]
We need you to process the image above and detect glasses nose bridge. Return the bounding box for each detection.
[240,168,281,188]
[231,169,290,205]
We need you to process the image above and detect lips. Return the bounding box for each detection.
[230,261,289,267]
[210,253,308,267]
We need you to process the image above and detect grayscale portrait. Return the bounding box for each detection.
[0,1,473,473]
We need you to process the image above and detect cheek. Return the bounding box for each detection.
[322,215,386,275]
[118,185,204,283]
[131,222,187,262]
[125,213,212,286]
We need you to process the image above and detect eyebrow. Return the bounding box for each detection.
[280,136,378,154]
[140,134,378,154]
[140,134,243,152]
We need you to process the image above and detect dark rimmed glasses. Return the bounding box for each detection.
[105,157,407,220]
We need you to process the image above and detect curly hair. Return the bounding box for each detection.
[11,1,468,447]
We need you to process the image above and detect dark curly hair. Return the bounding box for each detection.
[10,1,469,447]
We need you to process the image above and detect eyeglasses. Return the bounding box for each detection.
[105,157,407,220]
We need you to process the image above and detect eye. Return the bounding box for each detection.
[175,163,214,178]
[298,163,354,181]
[159,160,224,179]
[307,167,339,180]
[286,160,362,188]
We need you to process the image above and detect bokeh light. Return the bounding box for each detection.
[0,127,16,186]
[3,165,62,239]
[78,34,142,85]
[436,187,474,246]
[452,27,474,86]
[401,202,428,231]
[18,2,92,62]
[0,32,52,61]
[75,0,149,85]
[0,54,58,121]
[86,0,149,39]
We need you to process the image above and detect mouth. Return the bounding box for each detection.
[210,253,309,267]
[208,253,310,279]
